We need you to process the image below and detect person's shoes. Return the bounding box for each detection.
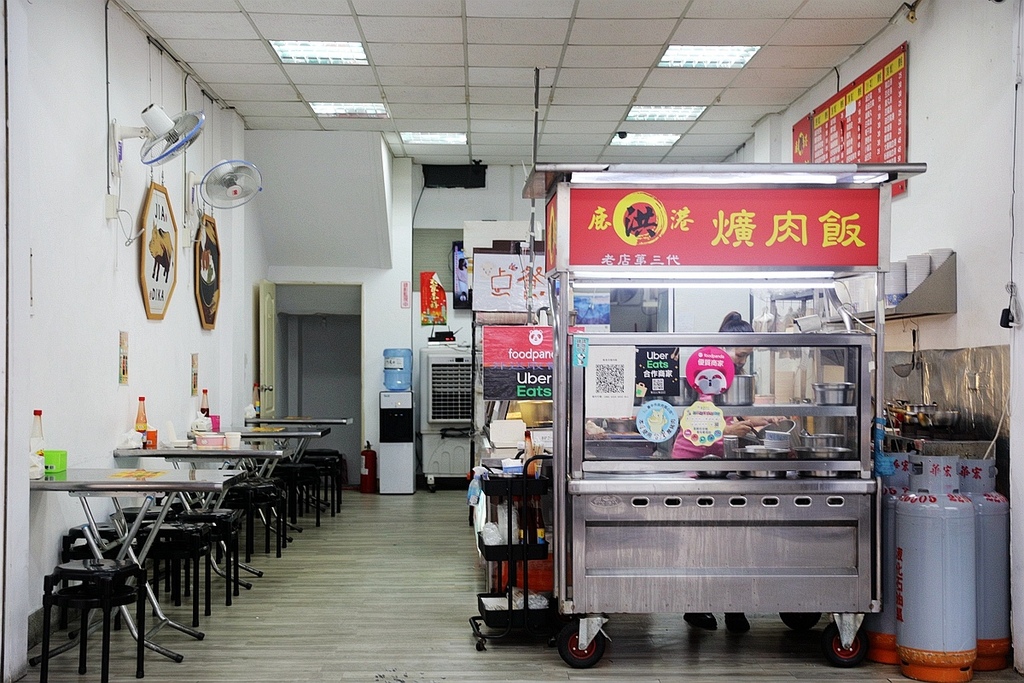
[725,613,750,633]
[684,613,717,630]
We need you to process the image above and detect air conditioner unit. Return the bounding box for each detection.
[419,347,472,491]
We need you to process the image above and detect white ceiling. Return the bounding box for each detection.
[112,0,910,167]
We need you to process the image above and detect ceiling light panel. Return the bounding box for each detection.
[627,105,706,121]
[659,45,761,68]
[610,133,680,146]
[271,40,367,65]
[400,132,467,145]
[311,102,389,118]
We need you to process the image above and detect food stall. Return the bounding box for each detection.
[525,163,926,668]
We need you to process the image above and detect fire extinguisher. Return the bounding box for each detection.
[360,441,378,494]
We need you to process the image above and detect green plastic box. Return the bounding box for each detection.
[42,449,67,473]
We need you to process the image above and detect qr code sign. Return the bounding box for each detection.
[595,363,624,393]
[652,378,664,392]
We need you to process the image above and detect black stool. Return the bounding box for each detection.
[176,508,244,605]
[302,449,344,515]
[136,522,212,628]
[272,462,322,527]
[36,558,146,683]
[59,525,123,629]
[220,478,286,562]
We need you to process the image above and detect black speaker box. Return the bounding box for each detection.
[422,164,487,189]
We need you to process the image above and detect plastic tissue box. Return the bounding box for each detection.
[42,449,67,473]
[501,458,524,475]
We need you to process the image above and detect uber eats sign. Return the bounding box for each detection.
[482,326,553,400]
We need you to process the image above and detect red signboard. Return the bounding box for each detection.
[482,326,552,368]
[801,43,908,196]
[568,186,881,269]
[792,114,812,163]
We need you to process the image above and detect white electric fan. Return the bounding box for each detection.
[109,103,205,177]
[200,159,263,209]
[185,159,263,237]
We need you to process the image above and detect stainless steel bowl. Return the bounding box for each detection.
[791,446,853,460]
[812,382,856,406]
[735,445,789,459]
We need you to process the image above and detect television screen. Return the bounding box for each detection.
[452,241,472,309]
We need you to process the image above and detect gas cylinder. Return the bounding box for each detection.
[863,472,907,664]
[958,459,1009,672]
[360,442,378,494]
[895,491,976,682]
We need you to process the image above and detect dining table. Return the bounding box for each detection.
[31,467,247,663]
[234,426,333,463]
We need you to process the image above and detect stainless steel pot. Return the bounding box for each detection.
[929,410,959,428]
[812,382,856,405]
[714,374,755,406]
[800,432,845,449]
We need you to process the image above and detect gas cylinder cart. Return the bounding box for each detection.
[526,162,926,669]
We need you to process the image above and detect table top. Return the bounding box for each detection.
[30,468,246,494]
[236,427,331,439]
[113,447,288,460]
[245,417,351,426]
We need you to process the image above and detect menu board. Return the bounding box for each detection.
[795,43,908,174]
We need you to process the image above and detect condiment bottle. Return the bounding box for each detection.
[252,383,261,417]
[29,410,45,480]
[200,389,210,416]
[135,397,148,433]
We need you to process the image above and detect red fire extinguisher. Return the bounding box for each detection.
[360,442,378,494]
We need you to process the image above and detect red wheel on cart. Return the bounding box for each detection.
[821,621,867,667]
[779,612,821,631]
[556,621,606,669]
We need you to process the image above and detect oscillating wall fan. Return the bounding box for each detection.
[109,104,205,177]
[200,160,263,209]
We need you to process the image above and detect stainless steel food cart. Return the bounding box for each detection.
[526,163,926,668]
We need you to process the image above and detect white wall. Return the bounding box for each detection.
[4,3,260,677]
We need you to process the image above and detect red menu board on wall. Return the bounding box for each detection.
[567,186,882,269]
[796,43,908,181]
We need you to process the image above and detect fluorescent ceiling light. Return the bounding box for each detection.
[610,133,680,147]
[271,40,367,65]
[659,45,760,69]
[627,105,706,122]
[400,132,467,145]
[311,102,388,118]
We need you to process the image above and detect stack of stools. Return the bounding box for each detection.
[37,558,146,683]
[135,521,213,628]
[220,477,287,562]
[300,448,345,516]
[58,524,123,630]
[176,508,244,606]
[271,461,323,527]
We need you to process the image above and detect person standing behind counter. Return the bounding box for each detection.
[671,311,772,634]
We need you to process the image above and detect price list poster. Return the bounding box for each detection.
[794,43,908,195]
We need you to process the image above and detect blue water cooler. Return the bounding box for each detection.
[379,391,415,494]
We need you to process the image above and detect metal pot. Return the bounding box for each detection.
[929,410,959,428]
[800,432,845,449]
[812,382,856,406]
[602,418,636,434]
[699,454,726,478]
[791,446,853,460]
[735,445,789,459]
[714,375,755,406]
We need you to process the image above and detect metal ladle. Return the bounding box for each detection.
[892,329,918,378]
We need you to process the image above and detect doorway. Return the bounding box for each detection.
[275,285,362,486]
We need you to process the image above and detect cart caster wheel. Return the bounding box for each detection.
[557,621,606,669]
[821,621,867,667]
[475,640,486,651]
[780,612,821,631]
[429,484,437,493]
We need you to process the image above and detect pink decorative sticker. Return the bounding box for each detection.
[684,347,735,398]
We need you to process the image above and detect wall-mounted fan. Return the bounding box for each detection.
[200,160,263,209]
[185,159,264,238]
[109,104,205,177]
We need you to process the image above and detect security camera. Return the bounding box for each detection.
[617,131,627,139]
